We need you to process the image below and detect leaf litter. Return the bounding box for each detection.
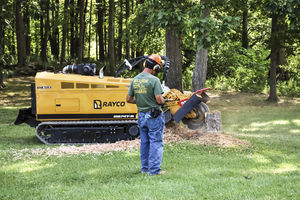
[11,122,250,160]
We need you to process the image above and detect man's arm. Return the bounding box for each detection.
[155,94,165,105]
[126,94,136,104]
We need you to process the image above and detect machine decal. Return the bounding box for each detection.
[94,100,102,109]
[113,114,135,118]
[37,113,136,119]
[94,100,125,109]
[37,86,52,89]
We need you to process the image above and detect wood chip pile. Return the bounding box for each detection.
[12,122,250,159]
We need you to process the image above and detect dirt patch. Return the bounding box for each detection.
[12,122,250,159]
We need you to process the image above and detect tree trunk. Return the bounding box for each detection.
[268,14,279,102]
[117,0,123,62]
[61,0,69,63]
[0,3,5,89]
[16,0,27,67]
[192,47,208,91]
[40,0,49,63]
[50,0,60,60]
[24,5,31,56]
[125,0,130,58]
[97,0,105,61]
[135,0,144,59]
[88,0,92,59]
[78,0,85,62]
[108,0,116,75]
[242,6,248,49]
[192,6,210,91]
[165,27,183,91]
[70,0,76,59]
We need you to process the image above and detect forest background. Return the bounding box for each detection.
[0,0,299,101]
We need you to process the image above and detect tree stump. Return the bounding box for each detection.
[205,110,222,133]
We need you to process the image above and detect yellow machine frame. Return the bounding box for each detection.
[35,72,138,121]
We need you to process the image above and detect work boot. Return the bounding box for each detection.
[149,170,167,176]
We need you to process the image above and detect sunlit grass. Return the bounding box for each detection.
[0,79,300,199]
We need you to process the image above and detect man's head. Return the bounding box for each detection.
[144,54,162,74]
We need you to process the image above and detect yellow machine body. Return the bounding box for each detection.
[35,72,138,121]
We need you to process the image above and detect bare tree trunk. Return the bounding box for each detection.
[192,47,208,90]
[40,0,49,63]
[268,14,279,102]
[78,0,85,62]
[61,0,69,63]
[130,0,135,58]
[192,6,210,91]
[166,27,183,91]
[97,0,105,61]
[50,0,60,60]
[16,0,27,67]
[242,7,248,49]
[23,4,31,56]
[135,0,144,59]
[0,3,5,89]
[125,0,130,58]
[117,0,123,62]
[70,0,76,59]
[108,0,116,74]
[88,0,92,59]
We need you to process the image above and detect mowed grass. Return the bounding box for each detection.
[0,78,299,200]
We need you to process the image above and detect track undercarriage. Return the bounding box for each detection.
[36,120,139,144]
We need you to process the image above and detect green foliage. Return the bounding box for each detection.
[182,65,194,90]
[277,55,300,97]
[187,6,240,49]
[208,42,269,92]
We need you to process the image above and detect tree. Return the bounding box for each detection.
[117,0,123,62]
[192,2,210,91]
[263,0,300,102]
[108,0,116,74]
[241,1,249,49]
[0,2,5,88]
[88,0,92,59]
[16,0,27,67]
[165,28,183,91]
[40,0,50,63]
[125,0,130,58]
[97,0,105,61]
[23,1,31,56]
[69,0,76,59]
[49,0,60,60]
[61,0,69,63]
[78,0,85,62]
[135,0,189,91]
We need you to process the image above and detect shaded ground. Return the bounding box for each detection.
[0,77,34,107]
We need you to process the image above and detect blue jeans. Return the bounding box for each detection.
[138,111,165,175]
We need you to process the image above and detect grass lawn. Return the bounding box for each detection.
[0,78,299,200]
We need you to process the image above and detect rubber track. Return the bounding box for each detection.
[36,120,138,144]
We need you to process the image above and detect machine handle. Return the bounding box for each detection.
[194,87,211,95]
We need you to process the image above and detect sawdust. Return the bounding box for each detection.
[12,122,250,159]
[164,122,250,147]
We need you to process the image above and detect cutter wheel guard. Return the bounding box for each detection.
[14,56,210,144]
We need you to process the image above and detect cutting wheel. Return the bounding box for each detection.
[182,102,210,130]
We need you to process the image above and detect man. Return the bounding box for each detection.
[126,54,166,175]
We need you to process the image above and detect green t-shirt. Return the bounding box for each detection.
[128,73,163,112]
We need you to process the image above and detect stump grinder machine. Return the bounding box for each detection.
[15,56,210,144]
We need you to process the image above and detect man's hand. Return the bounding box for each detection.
[126,95,136,104]
[155,94,165,105]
